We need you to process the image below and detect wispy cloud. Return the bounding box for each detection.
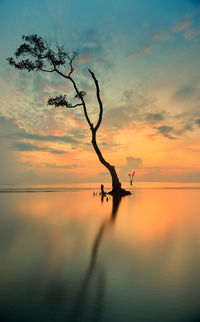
[137,45,151,56]
[44,163,77,169]
[145,113,164,123]
[13,142,67,154]
[77,53,93,63]
[15,132,78,144]
[184,27,200,39]
[156,126,176,139]
[137,30,171,56]
[149,30,171,41]
[172,17,192,33]
[173,84,195,100]
[103,90,166,130]
[196,118,200,127]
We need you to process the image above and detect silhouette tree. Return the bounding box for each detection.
[7,34,131,196]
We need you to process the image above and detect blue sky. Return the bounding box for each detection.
[0,0,200,184]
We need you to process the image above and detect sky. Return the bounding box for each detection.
[0,0,200,184]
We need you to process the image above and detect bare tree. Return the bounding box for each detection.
[7,34,130,196]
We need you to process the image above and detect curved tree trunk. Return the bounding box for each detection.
[91,130,131,196]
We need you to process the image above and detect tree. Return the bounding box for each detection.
[7,34,131,196]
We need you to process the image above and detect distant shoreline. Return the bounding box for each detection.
[0,182,200,193]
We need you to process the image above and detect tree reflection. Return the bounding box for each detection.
[69,195,123,321]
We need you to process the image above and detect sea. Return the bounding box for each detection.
[0,182,200,322]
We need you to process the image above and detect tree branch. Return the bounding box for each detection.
[68,76,93,129]
[54,67,69,80]
[70,103,83,108]
[40,67,55,73]
[88,69,103,132]
[64,50,78,77]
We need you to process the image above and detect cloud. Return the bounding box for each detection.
[103,106,131,128]
[44,163,77,169]
[116,150,200,182]
[174,123,194,135]
[0,62,90,135]
[137,168,200,183]
[103,91,165,131]
[74,28,111,71]
[184,27,200,39]
[196,118,200,127]
[125,156,143,169]
[10,128,90,151]
[123,90,134,100]
[0,117,26,183]
[14,132,78,144]
[119,156,143,179]
[99,171,109,176]
[0,116,77,184]
[77,53,93,63]
[172,17,192,33]
[103,81,197,142]
[78,29,103,57]
[13,142,44,151]
[145,113,164,123]
[137,45,151,56]
[137,30,171,56]
[67,127,88,140]
[118,155,200,183]
[0,118,74,154]
[13,142,67,154]
[149,31,171,41]
[158,110,197,138]
[22,161,78,169]
[17,169,38,183]
[118,154,200,183]
[156,126,176,139]
[173,84,195,101]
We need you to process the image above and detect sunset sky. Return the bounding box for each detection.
[0,0,200,184]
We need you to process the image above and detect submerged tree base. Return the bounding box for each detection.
[100,184,131,197]
[100,183,131,197]
[107,188,131,196]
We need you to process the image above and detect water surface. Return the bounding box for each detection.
[0,183,200,321]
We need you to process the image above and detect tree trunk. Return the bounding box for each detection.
[91,130,131,196]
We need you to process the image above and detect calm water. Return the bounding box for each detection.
[0,183,200,322]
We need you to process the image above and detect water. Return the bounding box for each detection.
[0,183,200,322]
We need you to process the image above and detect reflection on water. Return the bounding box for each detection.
[0,185,200,321]
[70,195,122,322]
